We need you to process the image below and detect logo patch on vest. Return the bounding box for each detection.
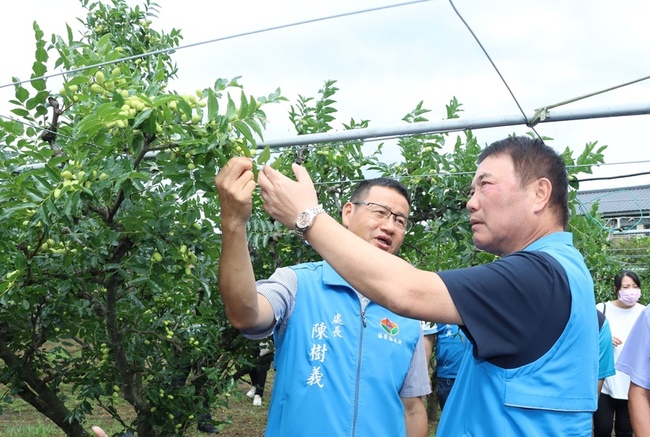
[380,318,400,336]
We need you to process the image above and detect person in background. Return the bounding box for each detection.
[215,160,430,437]
[597,308,615,396]
[420,321,437,370]
[420,321,438,423]
[245,342,273,406]
[594,270,645,437]
[258,136,599,435]
[615,304,650,435]
[432,323,468,411]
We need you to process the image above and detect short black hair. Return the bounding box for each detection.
[479,136,569,228]
[349,177,411,205]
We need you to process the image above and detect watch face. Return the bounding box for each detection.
[296,212,310,229]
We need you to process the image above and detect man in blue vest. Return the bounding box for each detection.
[214,163,430,437]
[258,136,599,435]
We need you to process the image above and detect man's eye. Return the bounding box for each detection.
[373,210,389,218]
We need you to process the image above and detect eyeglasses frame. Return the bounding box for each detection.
[351,201,412,232]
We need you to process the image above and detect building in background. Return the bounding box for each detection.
[577,185,650,239]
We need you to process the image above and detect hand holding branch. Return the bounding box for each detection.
[258,163,319,228]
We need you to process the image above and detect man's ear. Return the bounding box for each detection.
[341,201,354,228]
[533,178,552,213]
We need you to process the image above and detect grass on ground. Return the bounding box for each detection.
[0,370,439,436]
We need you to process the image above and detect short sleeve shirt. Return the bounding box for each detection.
[597,310,616,380]
[438,250,571,369]
[616,305,650,390]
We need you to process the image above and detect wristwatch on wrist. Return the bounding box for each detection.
[295,205,325,239]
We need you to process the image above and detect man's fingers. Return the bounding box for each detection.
[291,163,311,185]
[260,164,279,183]
[215,157,256,194]
[222,157,254,180]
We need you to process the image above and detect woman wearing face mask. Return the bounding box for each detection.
[593,270,646,437]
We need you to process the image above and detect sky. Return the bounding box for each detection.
[2,0,650,191]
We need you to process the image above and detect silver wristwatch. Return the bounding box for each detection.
[295,205,325,239]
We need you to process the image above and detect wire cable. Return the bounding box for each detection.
[447,0,543,140]
[533,75,650,118]
[0,0,433,90]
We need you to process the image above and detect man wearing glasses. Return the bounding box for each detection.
[213,158,430,437]
[258,136,598,436]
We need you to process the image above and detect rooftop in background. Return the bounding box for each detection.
[576,184,650,236]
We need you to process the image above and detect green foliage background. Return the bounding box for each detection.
[0,0,643,435]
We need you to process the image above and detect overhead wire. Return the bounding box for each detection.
[0,0,436,171]
[447,0,650,141]
[447,0,543,140]
[0,0,434,90]
[530,75,650,125]
[2,0,650,191]
[0,3,646,248]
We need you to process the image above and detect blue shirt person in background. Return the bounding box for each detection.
[597,309,615,395]
[433,323,468,410]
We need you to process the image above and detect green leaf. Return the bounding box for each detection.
[133,108,153,128]
[14,252,26,270]
[244,118,264,140]
[67,75,89,87]
[151,94,180,108]
[31,62,47,81]
[26,95,44,110]
[233,120,255,145]
[73,113,103,138]
[24,185,45,202]
[239,91,249,119]
[32,21,44,40]
[256,146,271,166]
[15,86,29,103]
[177,98,193,118]
[226,93,236,121]
[207,89,219,121]
[11,108,29,117]
[35,46,48,64]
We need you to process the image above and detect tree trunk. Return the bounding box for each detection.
[0,339,91,436]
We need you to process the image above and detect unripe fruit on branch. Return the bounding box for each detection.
[90,84,105,94]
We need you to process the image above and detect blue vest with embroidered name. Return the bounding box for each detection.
[266,261,421,437]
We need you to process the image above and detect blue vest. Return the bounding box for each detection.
[437,233,598,436]
[266,261,421,437]
[436,324,468,379]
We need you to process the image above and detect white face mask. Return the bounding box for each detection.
[618,288,641,306]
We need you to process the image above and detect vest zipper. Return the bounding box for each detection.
[351,299,368,436]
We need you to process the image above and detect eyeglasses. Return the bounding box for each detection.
[352,202,412,232]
